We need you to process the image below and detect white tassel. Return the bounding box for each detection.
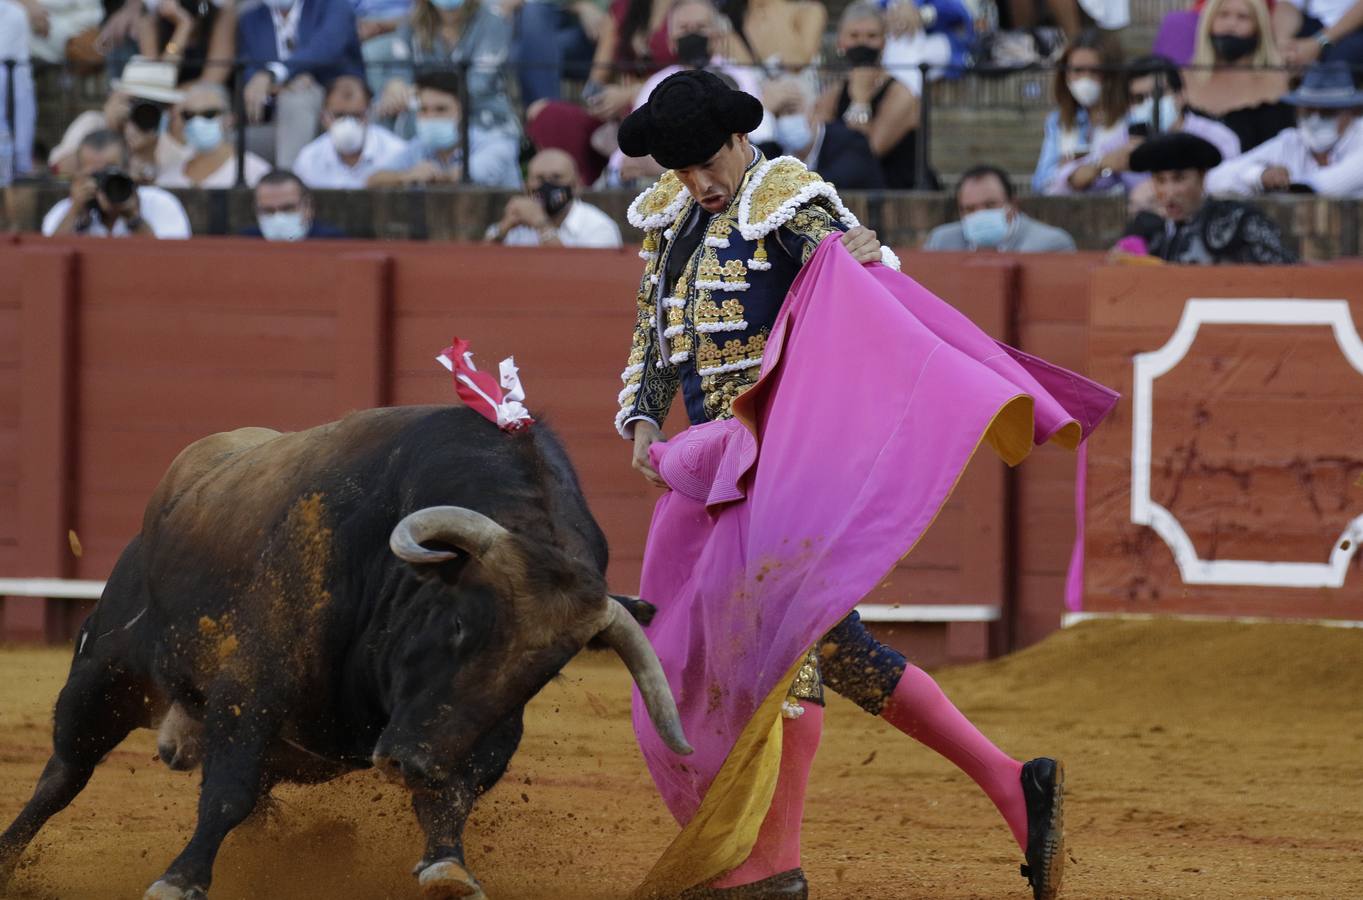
[781,701,806,719]
[747,258,772,270]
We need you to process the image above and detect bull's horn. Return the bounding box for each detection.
[390,506,510,564]
[598,599,693,755]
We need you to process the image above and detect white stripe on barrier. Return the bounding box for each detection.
[0,578,106,600]
[1061,611,1363,630]
[0,579,998,623]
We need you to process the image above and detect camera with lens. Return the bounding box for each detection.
[93,167,136,206]
[129,99,165,134]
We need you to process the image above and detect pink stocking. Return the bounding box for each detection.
[882,665,1028,851]
[712,703,824,887]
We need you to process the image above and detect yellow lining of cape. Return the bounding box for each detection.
[631,392,1046,897]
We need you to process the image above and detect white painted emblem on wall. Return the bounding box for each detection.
[1131,299,1363,588]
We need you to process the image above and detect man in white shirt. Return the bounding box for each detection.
[485,149,622,248]
[292,75,410,189]
[1205,62,1363,199]
[42,129,191,238]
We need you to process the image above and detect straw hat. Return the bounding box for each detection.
[111,57,185,104]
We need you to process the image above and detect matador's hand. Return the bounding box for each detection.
[630,420,668,488]
[841,225,883,264]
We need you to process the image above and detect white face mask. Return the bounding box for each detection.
[258,211,308,241]
[1067,77,1102,109]
[1298,113,1341,154]
[184,115,224,152]
[328,116,366,156]
[1127,95,1180,133]
[775,113,814,154]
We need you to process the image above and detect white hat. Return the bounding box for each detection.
[111,57,185,104]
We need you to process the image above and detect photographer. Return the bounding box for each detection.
[42,130,191,238]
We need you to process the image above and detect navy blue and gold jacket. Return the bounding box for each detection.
[614,152,900,436]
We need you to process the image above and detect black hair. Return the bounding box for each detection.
[257,168,311,200]
[1127,54,1183,92]
[414,68,463,101]
[325,74,374,106]
[956,164,1014,204]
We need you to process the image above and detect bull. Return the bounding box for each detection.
[0,406,690,899]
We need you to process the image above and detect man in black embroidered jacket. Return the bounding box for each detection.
[614,70,1065,900]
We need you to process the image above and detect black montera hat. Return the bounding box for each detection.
[618,70,764,170]
[1129,132,1223,173]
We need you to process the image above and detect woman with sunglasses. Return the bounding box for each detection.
[157,82,271,188]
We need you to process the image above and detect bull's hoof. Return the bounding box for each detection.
[416,858,486,900]
[144,878,208,900]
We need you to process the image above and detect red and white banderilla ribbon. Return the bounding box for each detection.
[436,338,534,432]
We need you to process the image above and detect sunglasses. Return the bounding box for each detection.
[185,109,226,119]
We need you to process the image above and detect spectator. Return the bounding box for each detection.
[1032,28,1128,194]
[1119,131,1296,263]
[925,164,1077,252]
[604,0,771,186]
[369,69,522,187]
[237,0,366,168]
[1,0,37,182]
[90,57,190,184]
[1205,61,1363,197]
[158,82,272,188]
[293,74,411,188]
[240,168,346,239]
[136,0,238,84]
[525,0,678,184]
[878,0,976,95]
[42,129,191,237]
[19,0,105,68]
[485,148,622,246]
[814,2,936,189]
[720,0,826,73]
[1274,0,1363,68]
[515,0,603,105]
[1183,0,1294,152]
[353,0,413,101]
[1052,55,1240,196]
[377,0,520,149]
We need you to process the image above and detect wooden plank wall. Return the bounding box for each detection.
[0,238,1111,657]
[1085,266,1363,619]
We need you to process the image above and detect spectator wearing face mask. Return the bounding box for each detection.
[237,0,366,169]
[814,2,936,190]
[485,148,622,247]
[1205,62,1363,198]
[241,169,347,240]
[1052,55,1240,196]
[369,69,522,187]
[157,83,272,188]
[925,165,1077,252]
[1183,0,1294,153]
[603,0,771,187]
[1032,28,1127,195]
[1118,132,1296,264]
[293,75,412,189]
[42,129,191,238]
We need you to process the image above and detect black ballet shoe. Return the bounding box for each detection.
[677,868,808,899]
[1019,757,1065,900]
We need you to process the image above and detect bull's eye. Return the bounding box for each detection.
[452,617,464,643]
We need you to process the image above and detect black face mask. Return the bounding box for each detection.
[536,182,573,217]
[844,44,880,68]
[1210,32,1258,62]
[676,32,711,68]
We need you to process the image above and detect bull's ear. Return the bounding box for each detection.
[609,593,657,627]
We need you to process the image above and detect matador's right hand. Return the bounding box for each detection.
[631,421,668,489]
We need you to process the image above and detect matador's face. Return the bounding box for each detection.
[674,134,753,214]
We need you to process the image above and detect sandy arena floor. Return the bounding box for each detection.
[1,619,1361,899]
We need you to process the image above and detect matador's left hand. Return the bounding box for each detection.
[841,226,883,264]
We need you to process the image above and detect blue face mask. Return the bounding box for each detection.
[775,113,814,155]
[430,0,464,9]
[416,117,459,152]
[258,210,308,241]
[184,115,224,152]
[961,207,1011,248]
[1127,95,1180,133]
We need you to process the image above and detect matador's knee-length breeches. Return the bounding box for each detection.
[786,610,908,715]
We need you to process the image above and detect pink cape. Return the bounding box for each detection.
[628,237,1118,894]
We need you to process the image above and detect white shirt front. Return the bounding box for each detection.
[158,151,271,189]
[1298,0,1355,27]
[1205,118,1363,199]
[293,123,412,189]
[42,185,192,238]
[503,200,623,249]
